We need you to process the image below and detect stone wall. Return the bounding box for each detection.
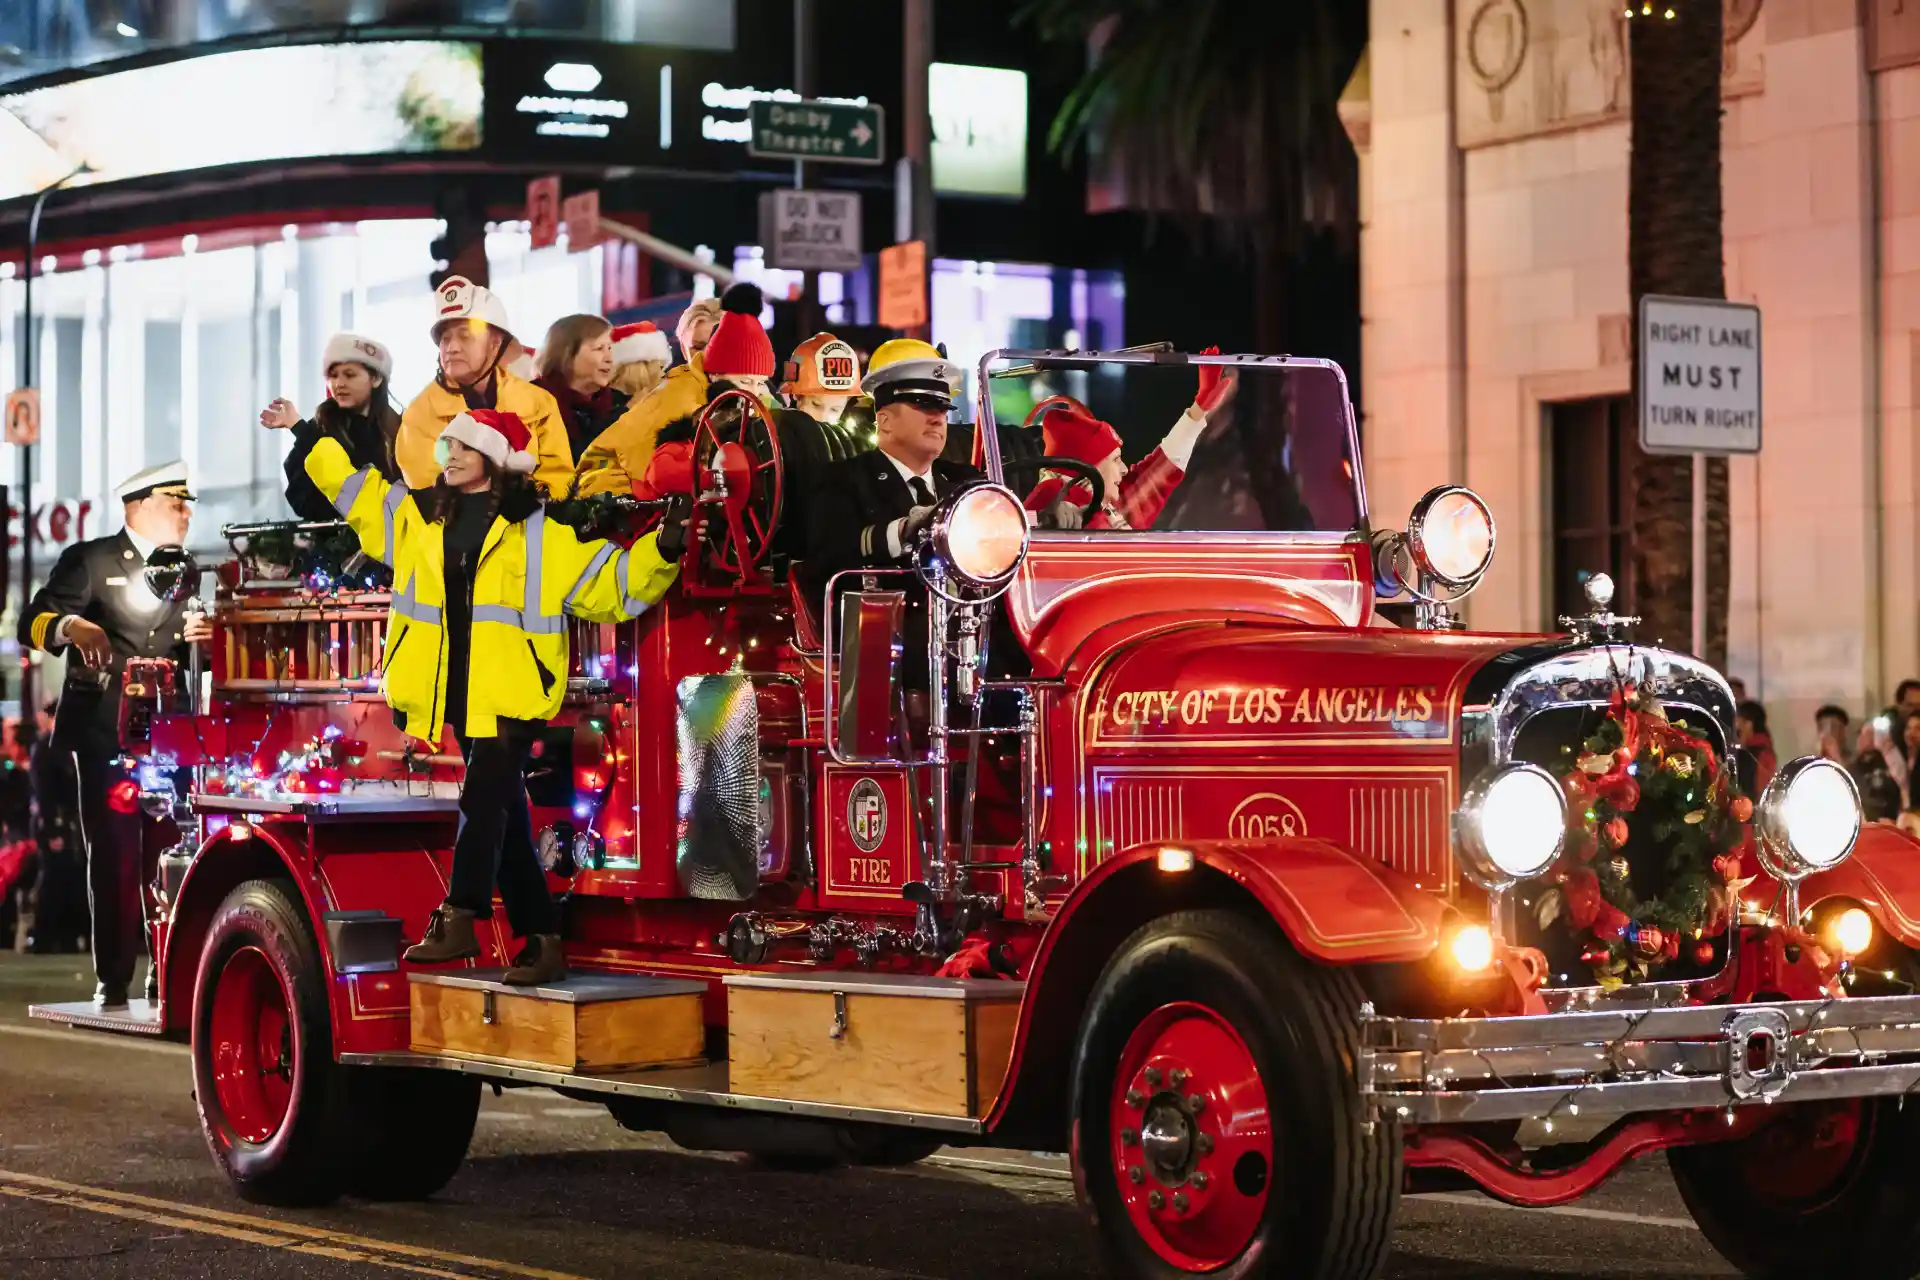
[1355,0,1920,753]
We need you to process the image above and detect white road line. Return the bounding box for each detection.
[1411,1192,1698,1230]
[0,1023,187,1057]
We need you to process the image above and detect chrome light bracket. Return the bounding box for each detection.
[1372,485,1497,632]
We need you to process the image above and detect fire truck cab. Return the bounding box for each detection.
[33,348,1920,1280]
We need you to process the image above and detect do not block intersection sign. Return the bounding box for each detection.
[759,190,862,273]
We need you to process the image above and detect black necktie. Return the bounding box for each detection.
[909,476,935,507]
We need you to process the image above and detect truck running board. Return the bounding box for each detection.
[28,1000,167,1036]
[337,1051,986,1135]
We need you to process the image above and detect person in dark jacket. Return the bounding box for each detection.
[26,699,83,954]
[17,462,211,1006]
[534,314,629,463]
[262,333,402,521]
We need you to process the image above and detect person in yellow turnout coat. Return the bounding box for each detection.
[396,275,574,496]
[573,282,773,496]
[305,407,685,985]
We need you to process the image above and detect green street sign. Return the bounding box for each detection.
[746,99,885,166]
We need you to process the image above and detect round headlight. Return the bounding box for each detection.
[932,484,1029,588]
[1756,756,1861,880]
[1409,486,1495,588]
[1458,763,1566,888]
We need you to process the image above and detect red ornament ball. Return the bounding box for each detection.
[1692,940,1716,966]
[1603,816,1630,849]
[1611,776,1642,810]
[1730,795,1754,823]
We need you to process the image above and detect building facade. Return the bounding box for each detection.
[1348,0,1920,753]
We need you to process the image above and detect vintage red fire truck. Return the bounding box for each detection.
[32,349,1920,1280]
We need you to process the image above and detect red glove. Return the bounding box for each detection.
[1195,345,1235,414]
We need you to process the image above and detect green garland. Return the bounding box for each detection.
[1536,684,1753,986]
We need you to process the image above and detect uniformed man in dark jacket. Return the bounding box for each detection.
[18,461,210,1007]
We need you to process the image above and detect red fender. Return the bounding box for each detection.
[1138,838,1448,962]
[1802,822,1920,946]
[984,838,1444,1137]
[160,821,330,1033]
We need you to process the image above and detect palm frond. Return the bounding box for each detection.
[1020,0,1363,249]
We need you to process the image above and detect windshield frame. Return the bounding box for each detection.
[972,348,1371,537]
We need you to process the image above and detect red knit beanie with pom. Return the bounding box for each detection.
[700,283,775,378]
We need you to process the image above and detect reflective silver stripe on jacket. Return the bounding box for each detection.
[469,511,564,634]
[332,467,372,519]
[391,581,442,625]
[563,542,615,615]
[615,546,651,617]
[379,481,409,567]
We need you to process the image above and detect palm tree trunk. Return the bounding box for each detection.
[1627,4,1725,659]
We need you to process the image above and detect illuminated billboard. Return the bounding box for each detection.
[0,41,483,201]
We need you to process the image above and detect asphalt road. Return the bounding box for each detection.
[0,953,1742,1280]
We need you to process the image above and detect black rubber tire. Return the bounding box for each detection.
[1669,1098,1920,1278]
[1071,909,1400,1280]
[343,1068,481,1201]
[190,879,353,1206]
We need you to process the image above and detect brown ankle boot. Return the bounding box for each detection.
[502,935,566,986]
[403,905,481,965]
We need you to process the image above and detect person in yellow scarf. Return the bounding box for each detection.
[573,286,770,497]
[395,276,574,495]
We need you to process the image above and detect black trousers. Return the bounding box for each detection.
[444,730,558,938]
[31,838,87,950]
[71,749,146,990]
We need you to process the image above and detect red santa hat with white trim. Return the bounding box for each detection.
[439,408,537,474]
[610,321,670,366]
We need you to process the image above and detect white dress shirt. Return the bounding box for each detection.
[882,450,939,559]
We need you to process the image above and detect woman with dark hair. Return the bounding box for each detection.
[535,313,628,460]
[262,334,403,521]
[297,407,687,984]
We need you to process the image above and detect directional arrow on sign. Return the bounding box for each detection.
[850,120,873,147]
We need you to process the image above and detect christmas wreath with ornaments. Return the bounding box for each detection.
[1533,681,1755,986]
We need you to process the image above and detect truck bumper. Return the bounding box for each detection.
[1361,994,1920,1124]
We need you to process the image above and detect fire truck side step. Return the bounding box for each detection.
[28,999,167,1036]
[723,971,1025,1119]
[408,970,706,1075]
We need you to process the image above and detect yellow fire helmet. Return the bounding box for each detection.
[862,338,960,410]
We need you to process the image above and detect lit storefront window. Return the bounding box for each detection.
[0,218,608,552]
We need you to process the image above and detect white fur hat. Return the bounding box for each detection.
[322,332,392,382]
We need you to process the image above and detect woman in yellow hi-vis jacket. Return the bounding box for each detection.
[302,407,686,985]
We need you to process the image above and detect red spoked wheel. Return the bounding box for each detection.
[207,946,295,1144]
[191,879,354,1205]
[691,388,784,586]
[1110,1003,1271,1271]
[1072,910,1399,1280]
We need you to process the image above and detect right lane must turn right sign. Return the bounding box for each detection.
[1638,295,1762,455]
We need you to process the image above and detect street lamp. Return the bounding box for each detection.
[18,160,90,714]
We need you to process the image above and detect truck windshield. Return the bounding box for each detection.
[979,355,1365,535]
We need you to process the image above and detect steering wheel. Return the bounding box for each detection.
[690,389,785,583]
[1002,455,1106,525]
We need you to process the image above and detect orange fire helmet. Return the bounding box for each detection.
[782,332,862,398]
